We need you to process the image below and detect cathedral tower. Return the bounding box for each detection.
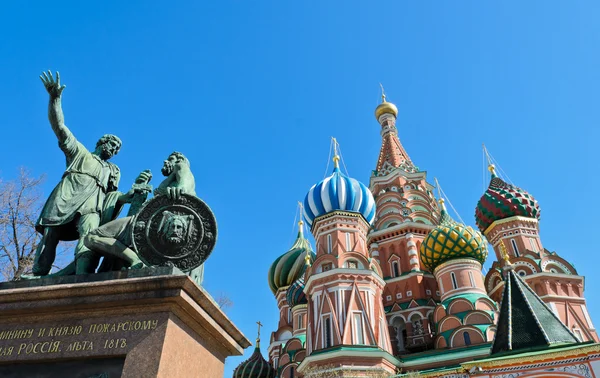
[420,199,497,351]
[368,92,440,354]
[267,220,315,370]
[299,144,397,377]
[476,163,598,342]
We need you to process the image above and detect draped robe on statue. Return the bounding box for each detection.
[36,132,123,242]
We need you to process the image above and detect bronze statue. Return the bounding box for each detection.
[83,152,198,270]
[33,71,148,276]
[28,72,214,284]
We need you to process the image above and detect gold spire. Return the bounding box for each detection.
[332,137,340,168]
[375,84,398,120]
[488,164,496,177]
[256,321,263,348]
[499,240,512,267]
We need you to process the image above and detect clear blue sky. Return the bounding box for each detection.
[2,1,599,376]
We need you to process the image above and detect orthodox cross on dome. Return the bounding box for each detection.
[256,321,263,347]
[379,83,387,103]
[434,177,466,225]
[332,137,340,168]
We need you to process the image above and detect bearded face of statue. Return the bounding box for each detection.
[159,214,190,246]
[96,135,122,161]
[161,154,177,176]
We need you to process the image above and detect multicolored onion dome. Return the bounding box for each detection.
[232,344,275,378]
[286,274,307,308]
[268,226,315,295]
[420,201,488,272]
[475,168,541,233]
[303,162,376,227]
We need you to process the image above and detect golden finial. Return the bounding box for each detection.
[438,197,446,211]
[297,201,305,236]
[374,84,398,120]
[499,240,512,266]
[379,83,387,103]
[483,144,497,178]
[304,247,311,266]
[256,321,263,348]
[332,137,340,168]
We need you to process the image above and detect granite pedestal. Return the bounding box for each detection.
[0,268,250,378]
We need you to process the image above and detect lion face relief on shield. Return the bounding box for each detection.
[158,211,194,246]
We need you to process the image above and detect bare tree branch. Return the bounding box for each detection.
[0,168,46,280]
[215,292,234,312]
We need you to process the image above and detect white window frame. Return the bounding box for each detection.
[327,235,332,254]
[529,237,538,252]
[345,232,351,251]
[353,312,365,345]
[391,260,400,277]
[321,314,333,348]
[451,272,458,290]
[468,271,475,287]
[511,238,520,257]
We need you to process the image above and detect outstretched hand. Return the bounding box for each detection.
[40,70,66,98]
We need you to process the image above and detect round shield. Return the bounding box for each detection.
[131,194,217,272]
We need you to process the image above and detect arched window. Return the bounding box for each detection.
[468,271,475,287]
[511,239,519,257]
[392,261,400,277]
[529,237,538,252]
[451,272,458,290]
[327,235,332,254]
[463,331,471,346]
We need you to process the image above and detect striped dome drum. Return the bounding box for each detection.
[303,166,376,227]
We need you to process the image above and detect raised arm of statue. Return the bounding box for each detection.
[40,71,71,145]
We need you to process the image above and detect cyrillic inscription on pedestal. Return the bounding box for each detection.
[0,313,168,362]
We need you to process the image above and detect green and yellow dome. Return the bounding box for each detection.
[420,200,488,272]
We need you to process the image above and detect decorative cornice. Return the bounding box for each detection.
[305,269,386,294]
[484,216,539,237]
[461,344,600,370]
[434,258,483,276]
[311,211,370,233]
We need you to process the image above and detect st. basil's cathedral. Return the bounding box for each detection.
[233,94,600,378]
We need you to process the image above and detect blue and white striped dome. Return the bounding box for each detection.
[303,166,376,227]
